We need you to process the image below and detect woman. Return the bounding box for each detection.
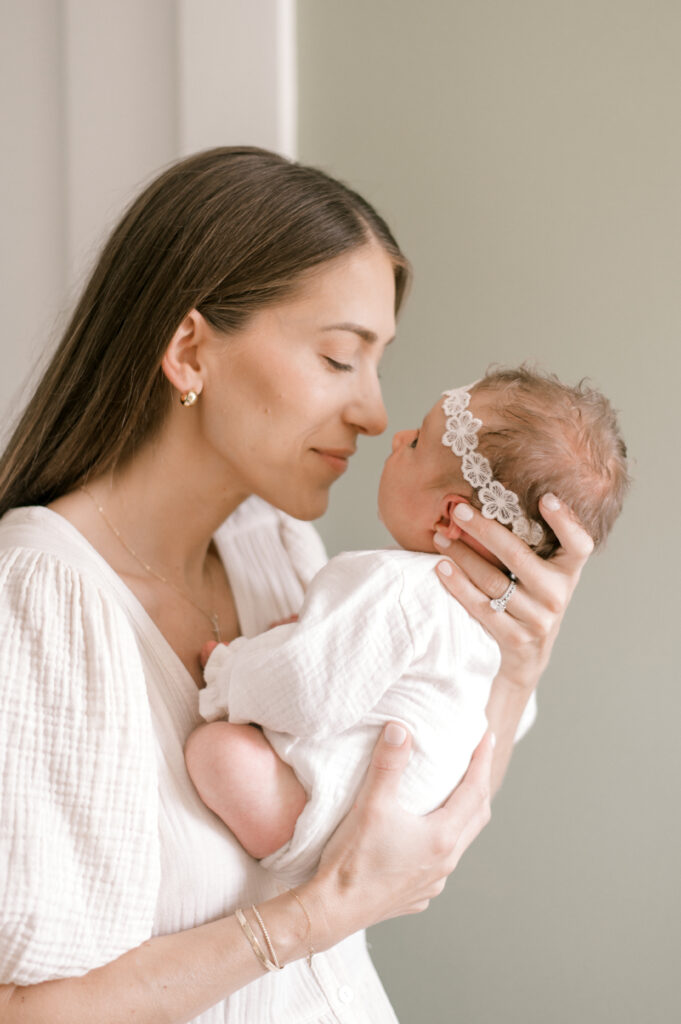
[0,147,592,1023]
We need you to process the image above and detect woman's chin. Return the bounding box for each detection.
[273,489,330,522]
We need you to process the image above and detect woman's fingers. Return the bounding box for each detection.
[433,732,494,862]
[360,722,413,805]
[436,557,524,626]
[445,495,593,599]
[538,493,594,572]
[436,496,597,687]
[444,730,494,814]
[447,502,540,581]
[440,542,555,630]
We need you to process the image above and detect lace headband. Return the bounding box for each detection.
[441,384,545,547]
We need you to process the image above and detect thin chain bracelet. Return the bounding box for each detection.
[289,889,315,968]
[251,905,282,970]
[235,908,282,973]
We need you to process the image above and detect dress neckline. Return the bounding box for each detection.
[0,504,235,695]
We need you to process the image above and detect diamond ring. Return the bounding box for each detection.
[490,574,517,613]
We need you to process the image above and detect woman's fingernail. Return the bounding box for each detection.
[438,560,453,577]
[454,503,474,521]
[542,493,560,511]
[490,732,497,748]
[433,531,451,550]
[384,723,407,746]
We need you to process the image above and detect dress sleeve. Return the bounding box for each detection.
[201,552,415,739]
[276,510,328,589]
[0,546,159,985]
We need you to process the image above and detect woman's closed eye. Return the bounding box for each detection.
[324,356,355,372]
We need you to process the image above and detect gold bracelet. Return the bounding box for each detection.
[289,889,315,968]
[251,904,282,970]
[235,907,282,973]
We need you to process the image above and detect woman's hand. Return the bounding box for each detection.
[303,724,495,948]
[435,494,594,690]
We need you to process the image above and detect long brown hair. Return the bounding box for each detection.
[0,147,410,517]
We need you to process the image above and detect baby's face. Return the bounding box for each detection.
[378,398,470,552]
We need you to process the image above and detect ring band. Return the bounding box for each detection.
[490,573,517,612]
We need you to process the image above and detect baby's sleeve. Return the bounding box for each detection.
[0,546,159,985]
[201,552,415,738]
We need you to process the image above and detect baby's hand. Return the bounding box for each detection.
[267,614,299,629]
[199,640,224,668]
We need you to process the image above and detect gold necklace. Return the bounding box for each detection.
[81,486,222,642]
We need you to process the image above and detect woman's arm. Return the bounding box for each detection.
[0,725,494,1024]
[435,494,594,794]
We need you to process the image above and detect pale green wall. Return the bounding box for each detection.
[298,2,679,1022]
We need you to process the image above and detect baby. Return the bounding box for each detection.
[185,366,629,885]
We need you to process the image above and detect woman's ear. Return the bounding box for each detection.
[161,309,207,395]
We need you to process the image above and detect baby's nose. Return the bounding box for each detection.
[392,429,414,452]
[391,430,407,452]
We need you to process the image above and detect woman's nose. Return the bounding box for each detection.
[347,374,388,436]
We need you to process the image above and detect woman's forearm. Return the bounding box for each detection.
[0,889,317,1024]
[0,723,496,1023]
[485,673,535,796]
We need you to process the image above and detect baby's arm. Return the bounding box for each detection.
[199,553,415,737]
[186,554,415,860]
[184,721,306,859]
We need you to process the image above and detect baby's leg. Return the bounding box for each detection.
[184,722,307,860]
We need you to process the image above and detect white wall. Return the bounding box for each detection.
[0,0,295,427]
[0,1,66,415]
[298,2,680,1022]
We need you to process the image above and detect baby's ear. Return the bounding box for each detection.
[433,494,471,542]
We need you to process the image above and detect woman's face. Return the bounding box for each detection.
[200,242,396,519]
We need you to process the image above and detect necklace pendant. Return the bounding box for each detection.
[211,614,222,643]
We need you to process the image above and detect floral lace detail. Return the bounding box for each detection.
[512,515,545,546]
[442,410,482,456]
[461,451,492,488]
[479,480,522,524]
[441,383,545,547]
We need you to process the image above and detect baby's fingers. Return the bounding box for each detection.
[200,640,223,668]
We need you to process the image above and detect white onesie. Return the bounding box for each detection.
[200,549,533,886]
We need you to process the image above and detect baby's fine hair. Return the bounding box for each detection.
[470,366,629,559]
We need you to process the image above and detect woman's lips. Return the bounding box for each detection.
[312,448,354,473]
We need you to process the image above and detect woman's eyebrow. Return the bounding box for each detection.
[320,322,395,345]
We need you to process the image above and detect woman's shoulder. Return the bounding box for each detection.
[0,505,150,749]
[0,505,149,719]
[0,505,159,985]
[0,503,103,563]
[0,505,142,644]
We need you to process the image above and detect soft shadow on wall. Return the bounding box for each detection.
[298,2,679,1023]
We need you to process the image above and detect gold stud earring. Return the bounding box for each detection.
[180,390,199,407]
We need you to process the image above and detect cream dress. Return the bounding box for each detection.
[0,499,399,1023]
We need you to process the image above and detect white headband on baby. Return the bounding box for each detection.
[441,384,545,547]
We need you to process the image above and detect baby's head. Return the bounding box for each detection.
[377,366,629,561]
